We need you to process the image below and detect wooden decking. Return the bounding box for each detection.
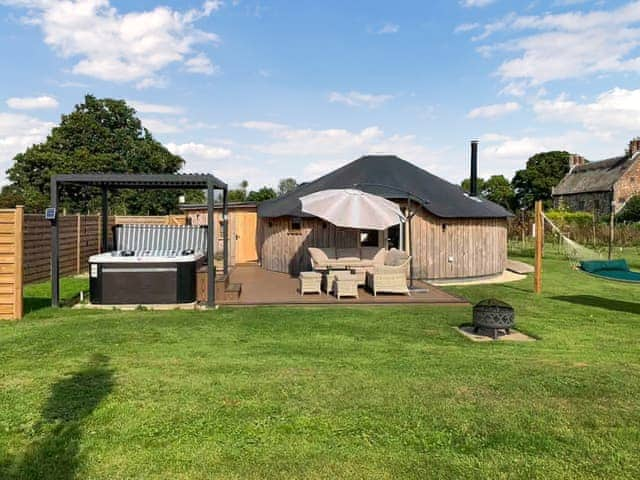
[219,264,468,306]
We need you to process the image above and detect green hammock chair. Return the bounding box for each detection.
[579,259,640,283]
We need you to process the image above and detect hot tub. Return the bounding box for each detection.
[89,250,205,305]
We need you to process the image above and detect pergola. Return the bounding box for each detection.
[50,173,228,308]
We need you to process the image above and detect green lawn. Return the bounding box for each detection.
[1,250,639,479]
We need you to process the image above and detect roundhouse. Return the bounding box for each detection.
[257,155,511,281]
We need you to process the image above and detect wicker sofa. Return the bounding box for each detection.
[307,247,386,270]
[307,247,410,295]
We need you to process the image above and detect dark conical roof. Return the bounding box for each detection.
[258,155,512,219]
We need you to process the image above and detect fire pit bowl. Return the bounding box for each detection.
[472,299,515,339]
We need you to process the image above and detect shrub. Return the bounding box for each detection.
[617,196,640,224]
[545,209,594,229]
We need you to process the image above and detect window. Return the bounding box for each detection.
[360,229,379,247]
[290,217,302,232]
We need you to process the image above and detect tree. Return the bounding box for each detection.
[278,177,298,196]
[246,187,277,202]
[227,180,248,202]
[511,151,570,210]
[617,196,640,223]
[6,94,185,214]
[460,175,514,210]
[0,185,26,209]
[460,177,487,195]
[484,175,516,211]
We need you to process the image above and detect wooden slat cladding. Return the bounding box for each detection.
[186,207,260,267]
[23,214,101,284]
[258,217,358,276]
[258,210,507,280]
[23,214,185,285]
[410,209,507,280]
[0,207,23,320]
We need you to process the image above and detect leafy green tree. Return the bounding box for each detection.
[484,175,516,210]
[460,177,487,194]
[227,180,248,202]
[5,94,186,214]
[0,185,26,209]
[247,187,277,202]
[617,196,640,223]
[460,176,514,210]
[277,177,298,196]
[511,151,570,210]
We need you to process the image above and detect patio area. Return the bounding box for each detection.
[219,264,468,306]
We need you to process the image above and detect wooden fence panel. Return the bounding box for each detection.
[22,214,187,284]
[0,207,23,320]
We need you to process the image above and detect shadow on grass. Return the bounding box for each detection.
[23,297,52,315]
[1,354,114,480]
[552,295,640,315]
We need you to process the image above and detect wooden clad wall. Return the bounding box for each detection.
[258,217,359,276]
[0,207,23,320]
[23,214,101,284]
[186,207,264,266]
[411,209,507,279]
[258,211,508,280]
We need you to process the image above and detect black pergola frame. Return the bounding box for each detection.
[50,173,228,308]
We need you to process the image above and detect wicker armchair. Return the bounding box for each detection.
[366,249,411,296]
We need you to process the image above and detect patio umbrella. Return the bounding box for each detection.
[299,188,405,230]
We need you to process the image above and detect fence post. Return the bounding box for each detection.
[76,214,81,274]
[534,200,543,294]
[14,206,24,319]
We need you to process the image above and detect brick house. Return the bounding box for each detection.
[552,139,640,218]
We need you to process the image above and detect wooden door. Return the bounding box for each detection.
[235,211,258,263]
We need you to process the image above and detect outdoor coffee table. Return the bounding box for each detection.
[329,270,359,299]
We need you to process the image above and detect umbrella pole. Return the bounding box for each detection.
[408,198,414,288]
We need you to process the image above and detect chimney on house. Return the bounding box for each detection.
[568,153,586,171]
[470,140,479,197]
[628,138,640,157]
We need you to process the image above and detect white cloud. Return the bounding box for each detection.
[533,87,640,138]
[237,121,288,132]
[468,2,640,88]
[454,23,480,33]
[2,0,221,87]
[0,112,54,184]
[140,117,181,134]
[460,0,496,7]
[236,120,449,181]
[6,95,59,110]
[467,102,520,119]
[167,142,232,161]
[166,141,260,183]
[185,53,219,75]
[129,101,184,115]
[328,91,394,108]
[376,23,399,34]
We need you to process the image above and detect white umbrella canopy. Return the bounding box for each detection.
[300,189,405,230]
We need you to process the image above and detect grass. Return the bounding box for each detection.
[1,249,639,479]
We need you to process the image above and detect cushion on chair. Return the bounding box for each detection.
[361,247,386,265]
[308,247,331,266]
[384,248,408,266]
[336,248,360,262]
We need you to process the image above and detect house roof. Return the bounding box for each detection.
[258,155,513,219]
[553,155,636,196]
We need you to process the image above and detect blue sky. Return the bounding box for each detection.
[1,0,640,190]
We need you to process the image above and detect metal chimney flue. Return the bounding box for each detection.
[470,140,479,197]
